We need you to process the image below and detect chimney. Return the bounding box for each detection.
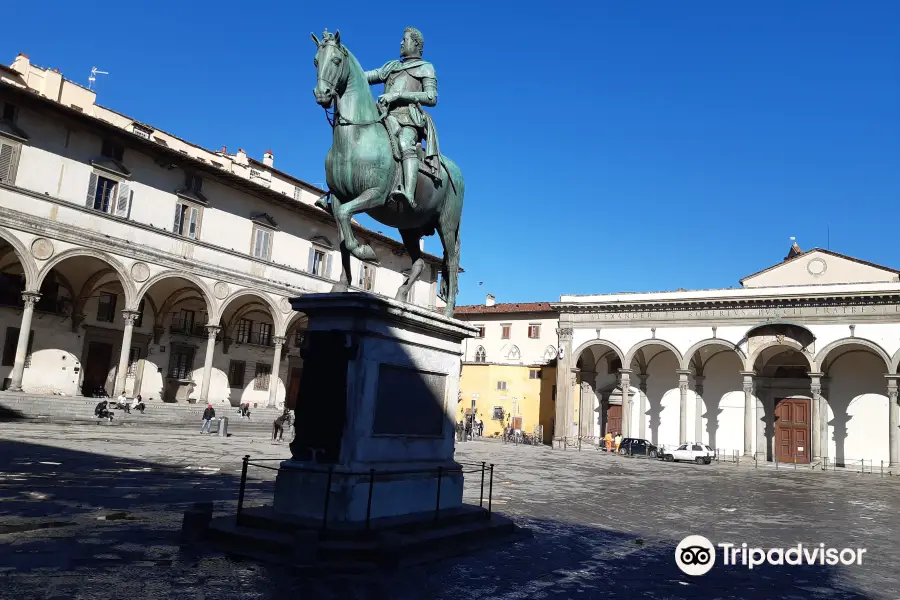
[263,149,274,168]
[235,148,248,166]
[485,294,495,307]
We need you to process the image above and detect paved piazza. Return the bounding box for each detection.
[1,424,898,599]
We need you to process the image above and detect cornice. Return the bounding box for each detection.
[554,294,900,314]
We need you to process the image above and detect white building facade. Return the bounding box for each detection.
[0,54,441,407]
[455,297,559,366]
[552,245,900,468]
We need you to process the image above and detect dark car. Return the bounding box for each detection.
[617,437,660,458]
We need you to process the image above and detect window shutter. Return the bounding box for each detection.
[115,183,132,218]
[172,204,183,233]
[187,207,198,238]
[307,247,315,273]
[0,142,15,184]
[85,172,98,208]
[325,252,333,279]
[358,262,364,286]
[264,231,271,259]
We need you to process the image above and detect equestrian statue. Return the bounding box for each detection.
[311,27,464,317]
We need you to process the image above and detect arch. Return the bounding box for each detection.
[282,311,309,339]
[36,248,135,306]
[543,345,558,361]
[572,339,626,366]
[745,340,814,372]
[624,339,683,368]
[135,270,215,316]
[681,338,747,370]
[224,302,276,338]
[214,289,281,331]
[507,345,521,360]
[892,348,900,375]
[0,226,38,290]
[815,337,891,374]
[745,319,816,341]
[474,346,486,363]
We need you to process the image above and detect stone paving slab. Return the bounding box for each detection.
[0,423,896,598]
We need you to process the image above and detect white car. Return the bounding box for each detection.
[662,442,714,464]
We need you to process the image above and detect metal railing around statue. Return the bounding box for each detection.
[235,456,496,531]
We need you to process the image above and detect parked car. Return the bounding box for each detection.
[661,442,714,464]
[617,437,660,458]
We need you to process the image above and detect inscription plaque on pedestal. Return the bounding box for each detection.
[373,364,446,437]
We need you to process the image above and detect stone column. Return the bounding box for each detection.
[808,372,823,461]
[268,336,286,408]
[740,371,755,458]
[637,373,648,439]
[113,310,142,396]
[676,369,690,443]
[886,375,900,468]
[198,325,220,403]
[821,377,830,459]
[693,374,705,443]
[8,292,41,392]
[553,328,574,440]
[620,369,632,437]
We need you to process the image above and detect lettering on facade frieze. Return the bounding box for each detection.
[575,303,897,322]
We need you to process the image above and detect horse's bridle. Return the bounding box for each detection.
[317,40,387,128]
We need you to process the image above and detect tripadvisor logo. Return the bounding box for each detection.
[675,536,866,575]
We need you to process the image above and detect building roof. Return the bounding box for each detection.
[0,80,447,267]
[739,247,900,284]
[454,302,554,315]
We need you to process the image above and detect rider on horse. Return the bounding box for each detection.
[364,26,441,211]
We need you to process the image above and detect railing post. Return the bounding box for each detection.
[487,463,494,519]
[321,465,334,531]
[434,466,443,521]
[754,453,758,469]
[881,460,884,477]
[479,462,486,508]
[236,454,249,524]
[793,453,797,470]
[365,468,375,530]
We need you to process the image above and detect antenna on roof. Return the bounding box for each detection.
[88,67,109,90]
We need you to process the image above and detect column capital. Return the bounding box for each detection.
[273,335,287,347]
[676,369,692,378]
[556,327,574,342]
[808,371,825,379]
[618,368,633,376]
[204,325,221,338]
[885,374,900,382]
[121,310,142,326]
[21,291,41,309]
[739,371,756,379]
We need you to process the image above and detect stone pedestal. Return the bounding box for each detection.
[273,293,477,523]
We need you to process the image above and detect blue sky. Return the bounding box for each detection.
[4,1,899,305]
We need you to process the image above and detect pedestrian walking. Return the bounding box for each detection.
[614,432,623,453]
[201,403,215,434]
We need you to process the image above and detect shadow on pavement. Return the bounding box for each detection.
[0,439,874,599]
[0,404,27,423]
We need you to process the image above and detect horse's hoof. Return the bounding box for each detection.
[331,282,349,293]
[351,244,377,262]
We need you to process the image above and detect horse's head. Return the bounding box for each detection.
[311,29,348,108]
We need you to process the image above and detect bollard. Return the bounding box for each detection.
[479,462,486,507]
[236,455,249,524]
[487,464,494,518]
[754,453,758,469]
[217,416,228,437]
[793,453,797,470]
[881,460,884,477]
[434,466,443,521]
[181,502,213,543]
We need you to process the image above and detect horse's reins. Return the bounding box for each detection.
[319,41,388,128]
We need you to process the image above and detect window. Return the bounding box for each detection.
[2,102,16,122]
[608,358,622,374]
[473,325,485,338]
[101,139,124,162]
[228,360,246,388]
[173,201,201,238]
[294,330,305,347]
[96,292,117,323]
[2,327,32,367]
[255,322,272,346]
[186,174,202,191]
[172,309,195,334]
[496,381,507,391]
[474,346,486,363]
[359,263,376,291]
[169,347,195,379]
[134,299,145,328]
[126,347,140,377]
[692,444,703,452]
[676,444,688,451]
[85,172,131,217]
[254,363,272,390]
[132,123,153,140]
[308,247,332,277]
[0,139,21,185]
[293,186,302,200]
[528,324,541,339]
[501,324,511,339]
[543,346,558,361]
[236,319,252,343]
[529,369,541,380]
[492,406,504,420]
[251,226,273,260]
[508,346,521,360]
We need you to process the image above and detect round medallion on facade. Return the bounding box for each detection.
[213,282,230,300]
[279,297,292,314]
[30,238,54,261]
[807,258,827,276]
[130,262,150,282]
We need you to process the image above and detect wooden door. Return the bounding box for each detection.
[512,417,523,430]
[286,367,302,410]
[606,404,622,435]
[82,342,113,396]
[774,398,810,464]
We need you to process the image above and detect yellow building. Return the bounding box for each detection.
[458,362,556,443]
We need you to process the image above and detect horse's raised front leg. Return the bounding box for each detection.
[395,228,425,303]
[333,187,386,262]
